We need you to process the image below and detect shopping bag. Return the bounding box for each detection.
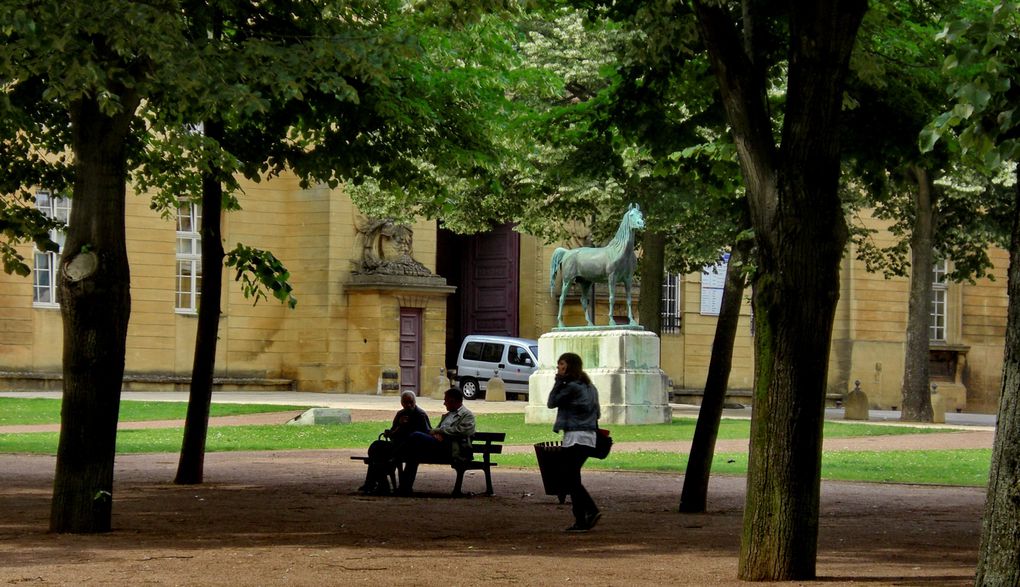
[592,428,613,459]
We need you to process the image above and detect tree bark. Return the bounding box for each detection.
[50,94,138,533]
[900,167,936,422]
[693,0,866,580]
[974,168,1020,586]
[638,230,666,335]
[175,120,225,485]
[679,235,750,513]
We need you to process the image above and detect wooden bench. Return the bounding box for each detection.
[351,431,505,496]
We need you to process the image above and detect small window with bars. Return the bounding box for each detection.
[661,273,682,333]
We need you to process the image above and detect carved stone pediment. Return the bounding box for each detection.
[353,215,432,277]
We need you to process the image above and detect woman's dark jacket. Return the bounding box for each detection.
[547,376,600,433]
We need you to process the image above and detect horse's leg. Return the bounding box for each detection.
[580,282,594,326]
[607,273,617,326]
[625,277,637,325]
[558,281,572,328]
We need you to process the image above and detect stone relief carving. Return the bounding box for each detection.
[353,216,432,277]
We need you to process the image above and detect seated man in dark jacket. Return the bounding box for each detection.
[359,390,431,494]
[392,387,475,495]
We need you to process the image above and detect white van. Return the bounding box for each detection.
[454,335,539,400]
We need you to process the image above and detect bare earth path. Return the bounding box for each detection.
[0,410,991,586]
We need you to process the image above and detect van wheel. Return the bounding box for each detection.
[461,378,482,400]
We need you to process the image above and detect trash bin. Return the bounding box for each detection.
[534,441,568,504]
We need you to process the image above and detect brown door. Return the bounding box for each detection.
[436,223,520,370]
[399,308,422,395]
[464,224,520,336]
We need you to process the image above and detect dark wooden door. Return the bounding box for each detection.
[463,224,520,337]
[399,308,422,395]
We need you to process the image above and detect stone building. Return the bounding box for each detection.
[0,173,1008,412]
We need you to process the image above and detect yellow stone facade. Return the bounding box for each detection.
[0,175,1009,413]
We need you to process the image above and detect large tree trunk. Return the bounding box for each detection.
[679,235,750,513]
[900,167,936,422]
[175,121,225,485]
[638,230,666,335]
[693,0,866,580]
[974,169,1020,586]
[50,94,138,533]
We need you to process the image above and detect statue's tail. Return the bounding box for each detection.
[550,247,566,297]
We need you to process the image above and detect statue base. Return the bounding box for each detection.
[525,329,671,425]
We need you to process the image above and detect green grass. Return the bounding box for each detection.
[0,404,987,486]
[473,413,947,444]
[0,398,310,425]
[499,449,992,487]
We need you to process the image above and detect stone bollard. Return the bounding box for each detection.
[844,380,870,421]
[931,383,946,424]
[433,368,449,399]
[486,376,507,402]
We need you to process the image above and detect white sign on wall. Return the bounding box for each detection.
[699,253,730,316]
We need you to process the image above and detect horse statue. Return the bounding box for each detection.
[550,204,645,328]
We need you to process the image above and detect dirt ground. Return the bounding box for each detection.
[0,411,992,586]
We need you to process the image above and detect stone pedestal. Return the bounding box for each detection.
[525,329,671,425]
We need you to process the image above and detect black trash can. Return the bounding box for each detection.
[534,441,568,504]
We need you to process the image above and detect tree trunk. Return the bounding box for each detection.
[638,230,666,335]
[974,169,1020,586]
[679,235,750,513]
[900,167,935,422]
[175,121,226,485]
[50,94,138,533]
[692,0,866,580]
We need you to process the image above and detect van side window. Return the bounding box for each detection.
[463,341,484,361]
[508,346,532,366]
[480,343,504,363]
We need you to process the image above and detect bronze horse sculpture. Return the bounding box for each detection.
[550,204,644,328]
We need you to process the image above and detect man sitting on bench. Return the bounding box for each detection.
[393,387,476,495]
[358,390,431,495]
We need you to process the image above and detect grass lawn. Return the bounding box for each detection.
[0,401,988,486]
[0,397,309,426]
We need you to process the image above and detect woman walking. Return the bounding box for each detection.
[547,352,601,532]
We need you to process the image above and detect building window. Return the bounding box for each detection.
[930,258,947,342]
[176,202,202,313]
[32,190,71,307]
[661,273,682,333]
[699,252,730,316]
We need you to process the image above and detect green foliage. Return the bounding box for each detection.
[497,5,743,276]
[225,244,297,309]
[924,1,1019,165]
[0,195,62,275]
[842,0,1013,284]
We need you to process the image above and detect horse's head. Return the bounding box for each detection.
[626,204,645,230]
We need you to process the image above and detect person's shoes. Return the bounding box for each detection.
[565,522,589,533]
[357,483,372,494]
[586,511,602,530]
[372,483,391,496]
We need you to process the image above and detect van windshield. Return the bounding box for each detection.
[529,346,538,358]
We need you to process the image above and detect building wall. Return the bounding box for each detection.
[0,175,451,396]
[1,184,1008,412]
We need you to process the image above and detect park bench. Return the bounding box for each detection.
[350,431,505,497]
